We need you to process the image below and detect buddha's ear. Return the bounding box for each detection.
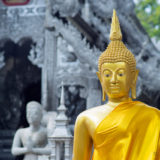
[131,69,139,99]
[96,71,102,83]
[133,69,139,84]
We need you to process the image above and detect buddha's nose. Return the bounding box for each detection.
[110,73,117,84]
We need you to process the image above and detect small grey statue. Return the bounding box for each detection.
[11,101,51,160]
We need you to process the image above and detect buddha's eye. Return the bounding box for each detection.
[118,73,124,77]
[117,69,125,77]
[103,70,111,78]
[105,74,110,77]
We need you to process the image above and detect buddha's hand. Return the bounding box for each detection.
[26,136,34,153]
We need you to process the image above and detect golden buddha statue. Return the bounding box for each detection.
[72,10,160,160]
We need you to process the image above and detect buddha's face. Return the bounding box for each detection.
[26,105,42,126]
[99,62,135,99]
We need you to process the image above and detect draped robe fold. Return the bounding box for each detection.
[92,101,160,160]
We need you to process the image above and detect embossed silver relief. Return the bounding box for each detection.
[56,33,97,78]
[5,6,45,17]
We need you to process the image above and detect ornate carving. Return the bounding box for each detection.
[53,23,99,91]
[0,3,45,43]
[90,11,109,41]
[51,0,80,17]
[51,17,100,69]
[2,5,46,17]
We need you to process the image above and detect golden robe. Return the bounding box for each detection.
[93,101,160,160]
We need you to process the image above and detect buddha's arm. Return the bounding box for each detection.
[31,131,51,155]
[11,130,28,156]
[72,115,93,160]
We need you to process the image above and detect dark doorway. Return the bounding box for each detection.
[0,38,41,130]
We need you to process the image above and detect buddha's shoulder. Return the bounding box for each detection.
[16,127,28,133]
[14,128,29,138]
[77,105,106,120]
[135,101,160,117]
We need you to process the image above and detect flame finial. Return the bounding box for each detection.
[110,9,122,41]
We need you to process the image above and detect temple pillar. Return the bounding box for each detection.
[42,29,58,111]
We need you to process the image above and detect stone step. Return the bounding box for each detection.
[0,130,15,139]
[0,139,13,148]
[0,151,14,160]
[0,130,15,160]
[0,155,14,160]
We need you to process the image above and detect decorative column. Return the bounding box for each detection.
[42,29,58,111]
[42,0,58,111]
[48,82,73,160]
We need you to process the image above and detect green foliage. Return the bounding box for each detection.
[135,0,160,41]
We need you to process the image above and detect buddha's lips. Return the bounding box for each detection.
[109,86,120,89]
[110,84,119,87]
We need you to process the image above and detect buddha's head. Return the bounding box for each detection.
[26,101,42,126]
[97,10,139,101]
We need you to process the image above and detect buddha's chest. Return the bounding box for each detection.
[21,130,47,147]
[87,108,115,139]
[93,105,137,147]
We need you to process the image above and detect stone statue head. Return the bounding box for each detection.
[96,10,139,101]
[26,101,42,126]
